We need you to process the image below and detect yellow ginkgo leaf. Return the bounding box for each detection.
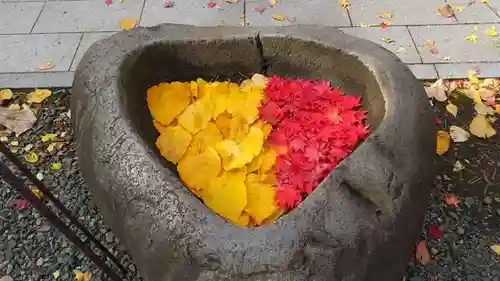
[239,126,264,157]
[445,102,458,117]
[436,130,450,155]
[32,188,43,199]
[485,26,498,37]
[272,14,286,21]
[340,0,349,8]
[119,18,137,30]
[215,139,253,171]
[490,244,500,255]
[27,89,51,103]
[185,122,223,156]
[178,95,214,134]
[379,12,393,19]
[178,147,221,192]
[465,33,480,43]
[25,151,39,163]
[0,89,13,101]
[155,125,192,163]
[270,0,277,7]
[51,162,62,170]
[469,114,497,138]
[41,133,58,143]
[147,82,191,126]
[245,181,280,224]
[204,170,247,223]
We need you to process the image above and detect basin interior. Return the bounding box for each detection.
[120,38,386,175]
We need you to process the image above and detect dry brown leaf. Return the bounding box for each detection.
[0,106,37,136]
[427,40,439,54]
[425,79,447,102]
[379,12,393,19]
[380,37,394,43]
[415,240,431,265]
[436,130,450,155]
[438,4,455,18]
[119,18,137,30]
[453,160,465,172]
[445,102,458,117]
[38,61,54,71]
[469,114,496,138]
[449,125,470,142]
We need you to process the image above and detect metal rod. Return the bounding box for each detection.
[0,160,124,281]
[0,143,128,275]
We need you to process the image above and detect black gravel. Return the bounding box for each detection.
[1,88,500,281]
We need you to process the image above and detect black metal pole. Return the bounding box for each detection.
[0,143,128,276]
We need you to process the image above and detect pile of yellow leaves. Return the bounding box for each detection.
[147,74,284,227]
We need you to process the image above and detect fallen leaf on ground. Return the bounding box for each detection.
[74,270,92,281]
[27,89,51,103]
[41,133,58,142]
[0,106,37,135]
[438,4,455,18]
[360,23,378,27]
[380,21,392,29]
[380,37,394,43]
[119,18,137,30]
[52,162,62,170]
[38,61,54,72]
[481,0,488,3]
[444,194,460,207]
[105,0,112,5]
[453,160,465,172]
[379,12,393,19]
[490,244,500,255]
[225,0,239,3]
[53,270,61,280]
[253,6,266,13]
[425,79,447,101]
[449,125,470,142]
[270,0,277,7]
[465,33,480,43]
[485,26,498,37]
[0,89,13,101]
[428,225,444,239]
[470,114,496,138]
[25,151,39,163]
[445,102,458,117]
[427,40,439,54]
[272,14,286,21]
[163,0,174,7]
[415,240,431,265]
[475,103,495,115]
[340,0,349,8]
[13,199,29,211]
[207,1,217,7]
[436,130,450,155]
[31,188,43,200]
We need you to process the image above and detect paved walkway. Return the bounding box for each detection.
[0,0,499,88]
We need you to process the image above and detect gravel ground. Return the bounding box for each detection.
[0,88,499,281]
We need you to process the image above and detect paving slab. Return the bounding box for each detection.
[32,0,144,33]
[0,2,45,34]
[245,0,350,27]
[348,0,456,26]
[0,33,81,73]
[340,26,421,63]
[408,64,439,80]
[0,72,74,88]
[447,0,500,23]
[71,32,114,71]
[409,24,500,63]
[435,62,500,78]
[141,1,243,27]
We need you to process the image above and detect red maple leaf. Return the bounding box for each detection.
[13,199,30,211]
[276,187,302,208]
[207,2,217,8]
[104,0,112,5]
[428,225,444,240]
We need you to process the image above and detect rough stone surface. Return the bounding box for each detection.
[71,24,436,281]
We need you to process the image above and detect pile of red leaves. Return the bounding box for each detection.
[259,76,370,209]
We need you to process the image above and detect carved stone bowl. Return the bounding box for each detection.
[71,24,435,281]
